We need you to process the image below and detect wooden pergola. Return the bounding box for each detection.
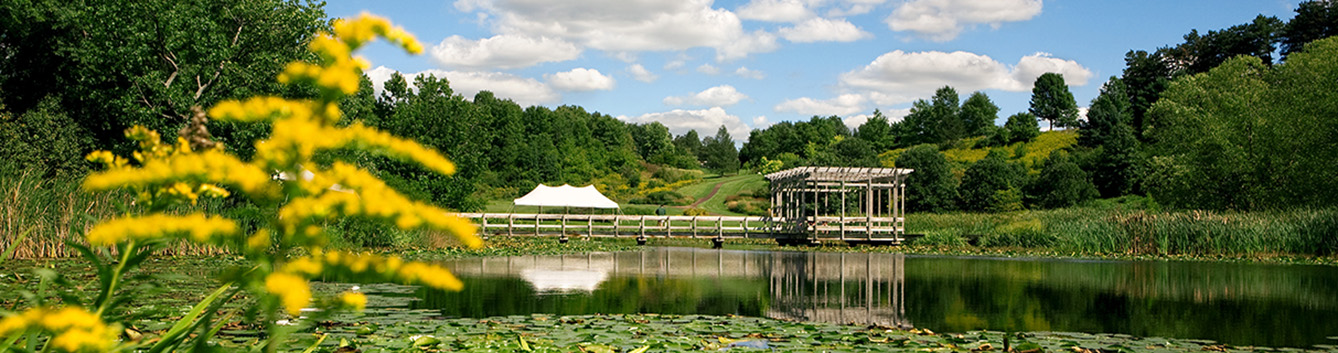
[764,167,914,242]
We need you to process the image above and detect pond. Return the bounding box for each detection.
[372,247,1338,348]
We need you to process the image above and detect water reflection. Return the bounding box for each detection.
[412,248,1338,348]
[437,248,909,327]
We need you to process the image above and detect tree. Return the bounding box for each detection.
[1003,112,1040,144]
[1029,151,1098,209]
[1029,73,1080,130]
[1079,77,1132,148]
[1122,49,1175,136]
[1168,15,1284,73]
[673,130,703,159]
[959,91,999,137]
[1282,0,1338,58]
[1092,123,1142,198]
[629,122,674,160]
[896,144,958,213]
[0,96,92,178]
[929,86,964,142]
[959,149,1025,212]
[854,109,895,151]
[1145,37,1338,210]
[832,137,878,167]
[700,125,739,172]
[0,0,326,156]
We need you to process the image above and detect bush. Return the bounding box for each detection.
[684,208,710,216]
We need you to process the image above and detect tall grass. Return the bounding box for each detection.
[0,168,122,258]
[908,207,1338,257]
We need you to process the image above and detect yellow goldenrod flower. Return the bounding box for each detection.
[265,273,311,316]
[398,262,463,291]
[83,149,276,198]
[247,229,272,251]
[0,307,116,352]
[86,213,239,246]
[282,257,324,276]
[338,292,367,311]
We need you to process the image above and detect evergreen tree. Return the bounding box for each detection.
[700,125,739,172]
[1029,73,1080,130]
[1093,123,1141,198]
[1079,77,1132,148]
[929,86,964,142]
[896,144,958,213]
[1029,151,1098,208]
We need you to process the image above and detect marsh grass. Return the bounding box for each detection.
[908,207,1338,257]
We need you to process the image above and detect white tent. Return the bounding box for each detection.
[513,184,620,209]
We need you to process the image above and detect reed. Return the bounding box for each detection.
[908,207,1338,257]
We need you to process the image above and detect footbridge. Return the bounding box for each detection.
[457,167,914,245]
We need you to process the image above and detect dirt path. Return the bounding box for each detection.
[688,180,727,208]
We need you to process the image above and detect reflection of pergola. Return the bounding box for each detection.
[764,167,914,242]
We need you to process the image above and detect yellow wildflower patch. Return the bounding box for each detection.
[338,292,367,311]
[86,213,239,246]
[265,273,311,316]
[83,149,275,198]
[0,306,117,352]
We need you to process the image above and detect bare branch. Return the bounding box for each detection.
[194,24,244,101]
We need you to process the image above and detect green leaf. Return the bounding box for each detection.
[147,282,235,353]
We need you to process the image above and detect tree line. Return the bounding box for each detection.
[2,0,1336,214]
[741,1,1338,213]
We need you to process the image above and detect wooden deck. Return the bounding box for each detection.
[455,212,906,243]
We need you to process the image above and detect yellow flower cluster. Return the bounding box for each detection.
[332,13,423,54]
[0,306,117,352]
[279,250,463,292]
[277,163,478,246]
[85,150,128,170]
[86,213,240,246]
[83,149,275,199]
[338,292,367,311]
[264,273,311,316]
[207,97,340,124]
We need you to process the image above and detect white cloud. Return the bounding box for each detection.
[842,107,911,129]
[715,30,781,61]
[697,63,721,75]
[545,68,615,91]
[779,18,872,43]
[737,0,815,22]
[839,50,1091,105]
[826,0,887,17]
[1012,52,1094,88]
[459,0,777,60]
[735,66,766,79]
[430,34,581,70]
[774,94,867,116]
[618,107,753,142]
[752,115,771,129]
[886,0,1043,41]
[627,64,659,83]
[664,85,749,107]
[366,66,559,107]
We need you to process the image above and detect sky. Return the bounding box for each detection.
[324,0,1303,142]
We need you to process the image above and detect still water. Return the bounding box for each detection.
[409,248,1338,348]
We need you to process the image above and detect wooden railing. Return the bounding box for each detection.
[454,213,904,241]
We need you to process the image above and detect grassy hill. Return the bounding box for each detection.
[879,130,1078,175]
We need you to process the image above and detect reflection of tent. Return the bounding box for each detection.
[514,184,620,209]
[520,269,608,292]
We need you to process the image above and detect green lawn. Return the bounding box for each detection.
[682,174,767,216]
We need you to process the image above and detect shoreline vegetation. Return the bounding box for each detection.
[3,240,1336,352]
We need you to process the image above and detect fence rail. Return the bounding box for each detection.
[455,213,905,242]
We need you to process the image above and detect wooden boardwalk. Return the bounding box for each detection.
[455,212,906,243]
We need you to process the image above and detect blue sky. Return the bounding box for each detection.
[325,0,1302,142]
